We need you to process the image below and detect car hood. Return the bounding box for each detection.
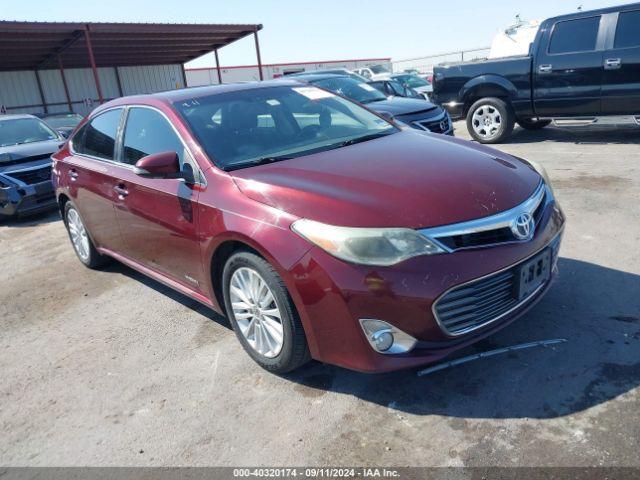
[231,130,542,229]
[367,97,438,116]
[0,139,63,163]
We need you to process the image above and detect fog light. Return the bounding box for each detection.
[372,330,394,352]
[359,319,417,355]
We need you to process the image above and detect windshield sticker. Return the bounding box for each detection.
[293,87,335,100]
[266,99,281,106]
[359,83,376,92]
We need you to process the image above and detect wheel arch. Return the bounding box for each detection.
[461,75,517,117]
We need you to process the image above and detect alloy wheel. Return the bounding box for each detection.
[471,104,502,140]
[229,267,284,358]
[67,208,90,262]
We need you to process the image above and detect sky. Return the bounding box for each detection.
[3,0,636,69]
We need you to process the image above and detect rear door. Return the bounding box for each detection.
[534,15,605,116]
[111,106,207,292]
[64,108,126,252]
[601,9,640,115]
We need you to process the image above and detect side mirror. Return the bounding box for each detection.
[134,151,181,179]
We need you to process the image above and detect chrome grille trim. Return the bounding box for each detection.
[432,230,563,337]
[419,181,547,252]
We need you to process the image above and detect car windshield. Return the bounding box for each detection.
[175,85,397,170]
[370,65,390,74]
[311,77,387,104]
[43,114,84,128]
[0,117,59,147]
[395,75,429,88]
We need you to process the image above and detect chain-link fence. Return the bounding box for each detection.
[392,47,491,74]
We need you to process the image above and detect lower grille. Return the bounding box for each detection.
[8,166,52,185]
[433,235,562,336]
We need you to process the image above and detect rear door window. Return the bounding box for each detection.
[73,108,123,160]
[548,16,601,54]
[614,11,640,49]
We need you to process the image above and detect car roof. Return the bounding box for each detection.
[0,114,38,122]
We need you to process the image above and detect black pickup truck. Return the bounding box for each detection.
[432,3,640,143]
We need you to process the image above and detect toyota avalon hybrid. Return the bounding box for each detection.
[53,80,564,373]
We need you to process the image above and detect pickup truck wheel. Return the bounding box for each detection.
[517,118,552,130]
[467,98,515,144]
[222,251,310,374]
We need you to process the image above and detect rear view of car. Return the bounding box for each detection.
[0,114,63,219]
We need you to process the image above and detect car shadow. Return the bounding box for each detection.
[0,209,60,228]
[507,124,640,145]
[101,261,231,329]
[283,257,640,419]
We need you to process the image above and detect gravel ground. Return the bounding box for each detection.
[1,121,639,467]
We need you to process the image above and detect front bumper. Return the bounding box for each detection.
[0,180,57,218]
[399,109,454,136]
[287,201,565,372]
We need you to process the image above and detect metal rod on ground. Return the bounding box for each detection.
[416,339,567,377]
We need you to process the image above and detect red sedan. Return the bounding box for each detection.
[53,80,565,373]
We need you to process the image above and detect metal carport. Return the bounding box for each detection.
[0,21,263,115]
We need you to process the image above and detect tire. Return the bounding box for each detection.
[517,118,552,130]
[222,251,310,373]
[64,202,110,269]
[466,97,515,144]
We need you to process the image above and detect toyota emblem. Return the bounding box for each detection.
[511,213,535,240]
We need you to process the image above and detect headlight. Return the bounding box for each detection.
[291,219,445,266]
[525,158,554,195]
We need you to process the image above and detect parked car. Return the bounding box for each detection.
[293,74,453,135]
[353,64,391,81]
[54,80,564,373]
[36,112,84,138]
[432,2,640,143]
[0,114,64,219]
[391,73,433,99]
[288,68,368,82]
[368,79,423,99]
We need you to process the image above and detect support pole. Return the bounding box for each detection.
[84,25,104,104]
[214,49,223,84]
[180,64,188,89]
[58,55,73,111]
[34,70,48,114]
[114,67,124,97]
[253,30,264,81]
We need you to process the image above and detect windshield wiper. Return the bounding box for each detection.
[225,154,295,171]
[339,131,393,147]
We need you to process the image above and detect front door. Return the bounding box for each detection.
[601,9,640,115]
[112,106,207,293]
[534,15,604,117]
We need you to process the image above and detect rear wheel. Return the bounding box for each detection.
[517,118,552,130]
[222,251,310,373]
[466,97,515,144]
[64,202,109,269]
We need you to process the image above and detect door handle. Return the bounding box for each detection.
[68,169,78,181]
[538,64,553,73]
[604,58,621,70]
[113,184,129,199]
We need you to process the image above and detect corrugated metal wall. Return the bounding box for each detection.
[0,64,184,116]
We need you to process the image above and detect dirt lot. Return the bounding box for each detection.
[1,122,639,467]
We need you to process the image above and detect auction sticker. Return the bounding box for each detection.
[293,87,335,100]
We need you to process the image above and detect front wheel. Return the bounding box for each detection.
[466,97,515,144]
[517,118,552,130]
[222,251,310,373]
